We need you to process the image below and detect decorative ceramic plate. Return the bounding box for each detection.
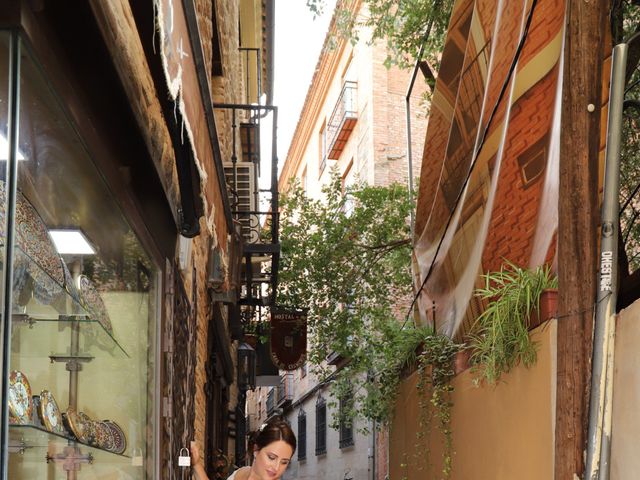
[15,192,65,303]
[38,390,66,435]
[77,275,113,334]
[94,421,116,451]
[102,420,126,454]
[64,407,96,444]
[8,371,32,425]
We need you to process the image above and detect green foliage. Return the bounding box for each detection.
[278,171,462,477]
[469,261,557,385]
[279,169,414,372]
[415,333,460,479]
[613,1,640,273]
[307,0,454,69]
[279,171,414,422]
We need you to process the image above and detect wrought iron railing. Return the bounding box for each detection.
[266,388,276,415]
[213,103,280,309]
[276,372,293,406]
[326,81,358,160]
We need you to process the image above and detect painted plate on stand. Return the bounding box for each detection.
[38,390,66,435]
[15,192,65,304]
[64,407,96,444]
[77,275,113,334]
[102,420,126,454]
[8,371,32,425]
[94,421,116,451]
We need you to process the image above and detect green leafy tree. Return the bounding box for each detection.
[612,1,640,278]
[278,171,423,424]
[307,0,453,71]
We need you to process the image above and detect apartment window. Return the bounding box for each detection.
[315,396,327,455]
[339,392,354,448]
[342,159,355,216]
[301,166,308,195]
[319,122,327,174]
[298,410,307,461]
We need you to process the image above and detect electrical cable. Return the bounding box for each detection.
[404,0,540,327]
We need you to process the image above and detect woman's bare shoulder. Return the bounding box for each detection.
[228,466,251,480]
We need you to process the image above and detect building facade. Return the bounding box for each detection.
[0,0,276,479]
[249,2,429,480]
[391,0,640,478]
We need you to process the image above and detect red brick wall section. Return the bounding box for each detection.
[481,66,560,273]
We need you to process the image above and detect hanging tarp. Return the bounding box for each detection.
[413,0,566,337]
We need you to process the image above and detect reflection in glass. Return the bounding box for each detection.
[5,37,158,479]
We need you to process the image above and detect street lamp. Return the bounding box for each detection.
[237,342,256,391]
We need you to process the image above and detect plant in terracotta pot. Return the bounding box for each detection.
[242,320,269,348]
[469,261,558,385]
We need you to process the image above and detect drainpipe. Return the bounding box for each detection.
[405,42,427,238]
[584,41,627,480]
[370,419,376,480]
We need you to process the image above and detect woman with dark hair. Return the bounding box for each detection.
[191,417,296,480]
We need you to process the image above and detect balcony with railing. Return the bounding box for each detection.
[266,388,276,416]
[213,45,280,317]
[276,372,294,407]
[326,81,358,160]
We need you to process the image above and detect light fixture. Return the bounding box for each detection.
[0,133,25,161]
[49,229,96,255]
[237,342,256,391]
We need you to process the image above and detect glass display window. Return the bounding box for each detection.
[1,34,159,479]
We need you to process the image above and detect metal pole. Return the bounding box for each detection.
[404,42,426,239]
[584,42,627,480]
[0,31,20,480]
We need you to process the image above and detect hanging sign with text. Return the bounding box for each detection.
[270,309,307,370]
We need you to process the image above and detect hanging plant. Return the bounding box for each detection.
[415,332,461,479]
[469,261,558,385]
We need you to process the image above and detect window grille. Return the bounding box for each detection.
[315,396,327,455]
[298,410,307,460]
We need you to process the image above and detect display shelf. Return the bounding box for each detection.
[9,424,131,460]
[11,313,129,358]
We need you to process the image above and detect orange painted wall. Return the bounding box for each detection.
[390,321,556,480]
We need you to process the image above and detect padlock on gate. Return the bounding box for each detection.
[178,447,191,467]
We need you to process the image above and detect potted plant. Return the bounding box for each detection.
[469,261,558,385]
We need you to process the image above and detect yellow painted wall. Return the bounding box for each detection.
[610,298,640,480]
[390,321,556,480]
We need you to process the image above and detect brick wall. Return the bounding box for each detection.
[191,0,246,465]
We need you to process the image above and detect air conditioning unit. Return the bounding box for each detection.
[223,162,258,242]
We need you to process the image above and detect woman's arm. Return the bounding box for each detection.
[190,441,209,480]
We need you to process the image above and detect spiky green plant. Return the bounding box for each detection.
[469,261,557,385]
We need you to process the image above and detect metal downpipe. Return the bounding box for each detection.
[405,43,426,239]
[584,42,627,480]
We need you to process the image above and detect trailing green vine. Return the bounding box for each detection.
[415,332,461,479]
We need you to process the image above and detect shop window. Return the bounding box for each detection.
[319,122,327,175]
[342,159,355,216]
[315,396,327,455]
[3,34,159,479]
[298,410,307,461]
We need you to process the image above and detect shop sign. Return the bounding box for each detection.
[270,309,307,370]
